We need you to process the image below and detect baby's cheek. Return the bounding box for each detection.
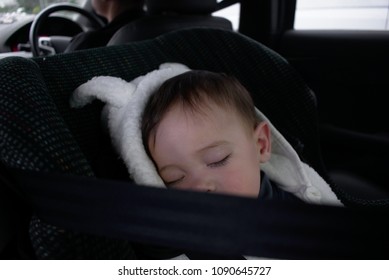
[218,170,245,194]
[222,167,260,197]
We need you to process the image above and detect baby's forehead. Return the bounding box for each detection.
[163,100,255,136]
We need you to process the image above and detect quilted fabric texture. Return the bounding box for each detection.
[0,57,92,175]
[1,28,388,259]
[0,57,135,259]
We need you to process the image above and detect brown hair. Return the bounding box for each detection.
[141,70,258,155]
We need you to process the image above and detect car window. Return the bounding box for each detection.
[295,0,389,30]
[213,1,240,31]
[0,0,86,22]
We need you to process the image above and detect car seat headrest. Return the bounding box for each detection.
[146,0,217,15]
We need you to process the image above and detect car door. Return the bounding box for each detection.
[239,0,389,199]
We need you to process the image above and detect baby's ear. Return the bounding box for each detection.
[70,76,136,108]
[255,122,272,163]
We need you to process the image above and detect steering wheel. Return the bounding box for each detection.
[29,3,105,57]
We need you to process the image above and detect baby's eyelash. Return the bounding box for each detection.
[165,176,184,187]
[208,154,231,168]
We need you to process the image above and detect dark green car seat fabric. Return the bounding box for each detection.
[0,56,136,259]
[1,28,388,259]
[0,57,92,176]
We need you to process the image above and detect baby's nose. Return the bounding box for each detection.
[193,178,217,193]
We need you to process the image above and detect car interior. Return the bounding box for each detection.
[0,0,388,259]
[108,0,233,44]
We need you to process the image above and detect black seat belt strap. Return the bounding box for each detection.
[10,169,389,259]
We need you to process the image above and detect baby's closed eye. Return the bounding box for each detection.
[207,154,231,168]
[160,169,185,187]
[165,176,185,187]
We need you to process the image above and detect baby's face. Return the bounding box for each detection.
[148,102,271,198]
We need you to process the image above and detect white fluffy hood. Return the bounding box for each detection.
[70,63,342,206]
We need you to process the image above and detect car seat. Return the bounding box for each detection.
[1,28,388,259]
[107,0,233,45]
